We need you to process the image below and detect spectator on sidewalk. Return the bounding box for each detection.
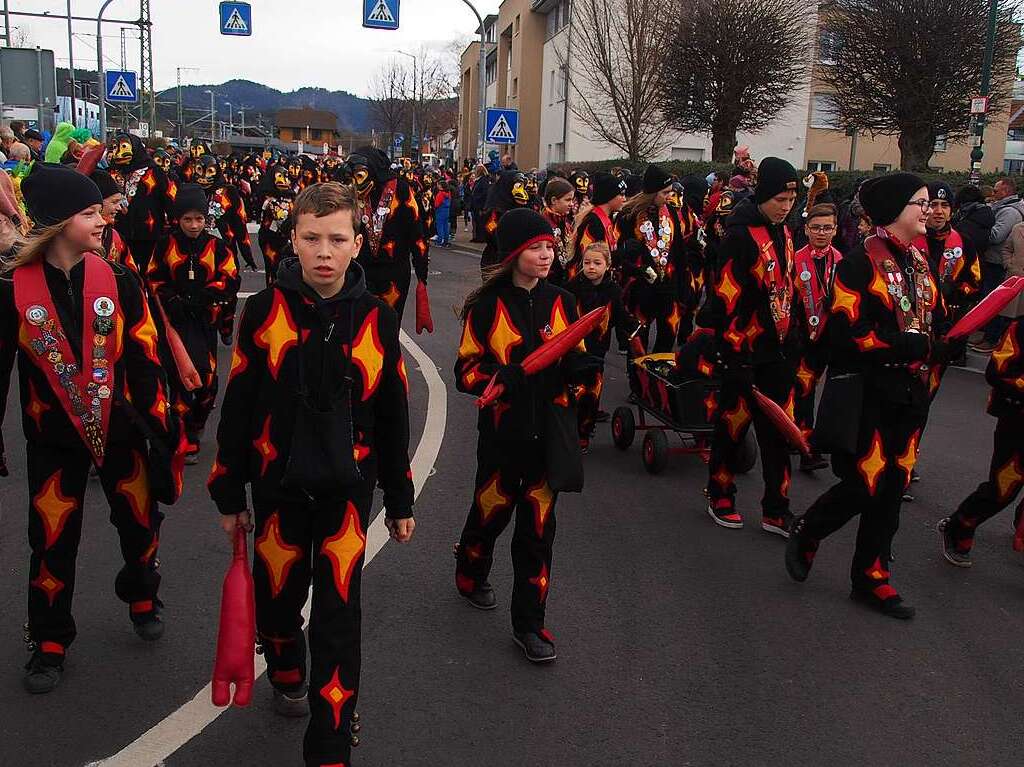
[470,164,490,243]
[953,184,996,257]
[434,181,451,247]
[971,178,1024,353]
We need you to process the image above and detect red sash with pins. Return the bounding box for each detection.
[793,244,841,341]
[748,225,795,342]
[592,206,618,252]
[864,234,935,334]
[912,228,965,286]
[365,179,398,258]
[14,254,119,465]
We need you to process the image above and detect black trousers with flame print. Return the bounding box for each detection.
[707,357,795,517]
[576,368,604,441]
[252,490,370,767]
[946,412,1024,552]
[26,439,162,652]
[800,391,927,595]
[455,439,557,635]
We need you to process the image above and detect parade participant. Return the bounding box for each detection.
[193,154,256,272]
[0,170,25,259]
[569,172,627,283]
[90,169,139,274]
[542,177,577,286]
[347,146,430,322]
[704,157,800,535]
[153,149,176,182]
[286,155,303,192]
[914,181,981,378]
[938,316,1024,566]
[454,207,592,663]
[298,156,319,192]
[525,172,542,212]
[148,184,239,463]
[568,170,591,217]
[616,165,689,353]
[257,163,297,286]
[786,173,947,619]
[107,132,172,275]
[419,168,437,240]
[792,203,841,472]
[209,181,415,766]
[568,240,641,451]
[479,170,532,270]
[0,163,179,692]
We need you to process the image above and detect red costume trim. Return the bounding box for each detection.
[748,225,795,342]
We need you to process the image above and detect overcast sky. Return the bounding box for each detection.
[9,0,498,95]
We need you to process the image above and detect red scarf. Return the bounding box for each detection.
[592,205,618,252]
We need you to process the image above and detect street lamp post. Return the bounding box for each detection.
[205,89,216,143]
[970,0,1000,184]
[96,0,117,139]
[460,0,487,162]
[392,49,417,158]
[225,101,233,138]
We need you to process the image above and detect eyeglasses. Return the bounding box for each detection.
[807,224,836,233]
[907,199,931,211]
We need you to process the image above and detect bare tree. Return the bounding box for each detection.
[367,59,409,154]
[558,0,674,162]
[820,0,1019,171]
[659,0,812,163]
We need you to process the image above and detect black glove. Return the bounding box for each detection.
[897,331,931,364]
[494,363,526,400]
[931,336,968,365]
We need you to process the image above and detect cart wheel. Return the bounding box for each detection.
[642,429,669,475]
[612,407,635,450]
[736,430,759,474]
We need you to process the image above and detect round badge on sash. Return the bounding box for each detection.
[800,270,812,282]
[98,385,111,399]
[25,305,48,326]
[93,317,114,335]
[94,297,115,317]
[899,296,912,312]
[809,316,820,327]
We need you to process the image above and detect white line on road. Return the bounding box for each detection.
[89,330,446,767]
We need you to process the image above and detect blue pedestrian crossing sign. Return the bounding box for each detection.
[363,0,400,30]
[105,70,137,103]
[485,108,519,145]
[219,2,252,36]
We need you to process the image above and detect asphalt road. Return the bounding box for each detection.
[1,228,1022,767]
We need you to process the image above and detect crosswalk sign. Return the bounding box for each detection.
[105,70,137,103]
[363,0,400,30]
[219,2,252,37]
[485,108,519,145]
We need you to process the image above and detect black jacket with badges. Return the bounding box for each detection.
[455,276,587,442]
[207,259,414,518]
[566,272,639,358]
[986,319,1024,418]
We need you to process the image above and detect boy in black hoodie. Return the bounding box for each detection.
[209,182,415,767]
[568,241,641,450]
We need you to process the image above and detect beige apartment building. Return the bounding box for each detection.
[458,1,1011,173]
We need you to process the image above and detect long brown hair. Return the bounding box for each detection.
[620,191,658,221]
[459,260,514,321]
[2,221,69,272]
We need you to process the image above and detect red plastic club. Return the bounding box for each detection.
[476,305,608,408]
[75,144,106,177]
[211,526,256,707]
[153,295,203,391]
[751,386,811,457]
[947,276,1024,340]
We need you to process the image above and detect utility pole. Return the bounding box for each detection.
[205,89,216,143]
[139,0,154,130]
[225,101,233,137]
[460,0,487,162]
[393,49,417,158]
[66,0,77,127]
[970,0,1000,184]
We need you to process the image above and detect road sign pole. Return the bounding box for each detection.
[459,0,487,162]
[97,0,116,139]
[970,0,1000,183]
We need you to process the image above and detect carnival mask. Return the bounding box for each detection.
[190,143,207,160]
[287,160,302,180]
[526,174,539,197]
[111,137,133,165]
[153,150,171,174]
[511,174,530,205]
[668,183,684,209]
[195,156,219,189]
[574,173,590,195]
[273,167,291,191]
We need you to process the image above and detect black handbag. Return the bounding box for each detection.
[281,309,363,498]
[543,400,584,493]
[810,371,864,455]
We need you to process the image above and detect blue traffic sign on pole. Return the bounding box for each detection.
[219,2,252,36]
[105,70,138,103]
[363,0,400,30]
[485,108,519,145]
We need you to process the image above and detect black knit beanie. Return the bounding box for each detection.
[859,173,925,227]
[90,170,121,199]
[497,208,555,264]
[642,164,673,194]
[926,180,954,205]
[624,174,644,197]
[174,183,209,219]
[592,172,627,205]
[22,162,103,227]
[754,157,799,204]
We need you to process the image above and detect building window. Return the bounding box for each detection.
[486,58,497,86]
[934,134,947,152]
[818,28,841,65]
[671,147,705,162]
[872,163,892,172]
[512,77,518,98]
[514,14,520,35]
[810,94,840,130]
[1005,159,1024,173]
[546,0,572,39]
[807,161,837,172]
[311,129,322,140]
[550,67,567,103]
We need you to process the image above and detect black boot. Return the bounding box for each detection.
[130,600,165,641]
[23,650,63,694]
[784,515,818,582]
[513,630,557,663]
[849,588,915,620]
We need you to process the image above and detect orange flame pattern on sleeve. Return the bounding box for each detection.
[253,291,298,380]
[351,308,385,401]
[487,299,523,365]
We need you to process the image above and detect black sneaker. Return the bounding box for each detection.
[707,499,743,529]
[784,515,818,582]
[762,511,794,539]
[130,602,165,641]
[849,588,915,620]
[513,629,557,663]
[937,517,972,568]
[799,453,829,472]
[911,468,921,483]
[23,651,63,694]
[272,686,309,717]
[902,490,915,502]
[459,581,496,610]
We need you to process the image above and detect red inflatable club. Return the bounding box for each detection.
[947,276,1024,340]
[415,281,434,335]
[751,387,811,457]
[211,526,256,707]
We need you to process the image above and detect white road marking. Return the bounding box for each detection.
[88,330,446,767]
